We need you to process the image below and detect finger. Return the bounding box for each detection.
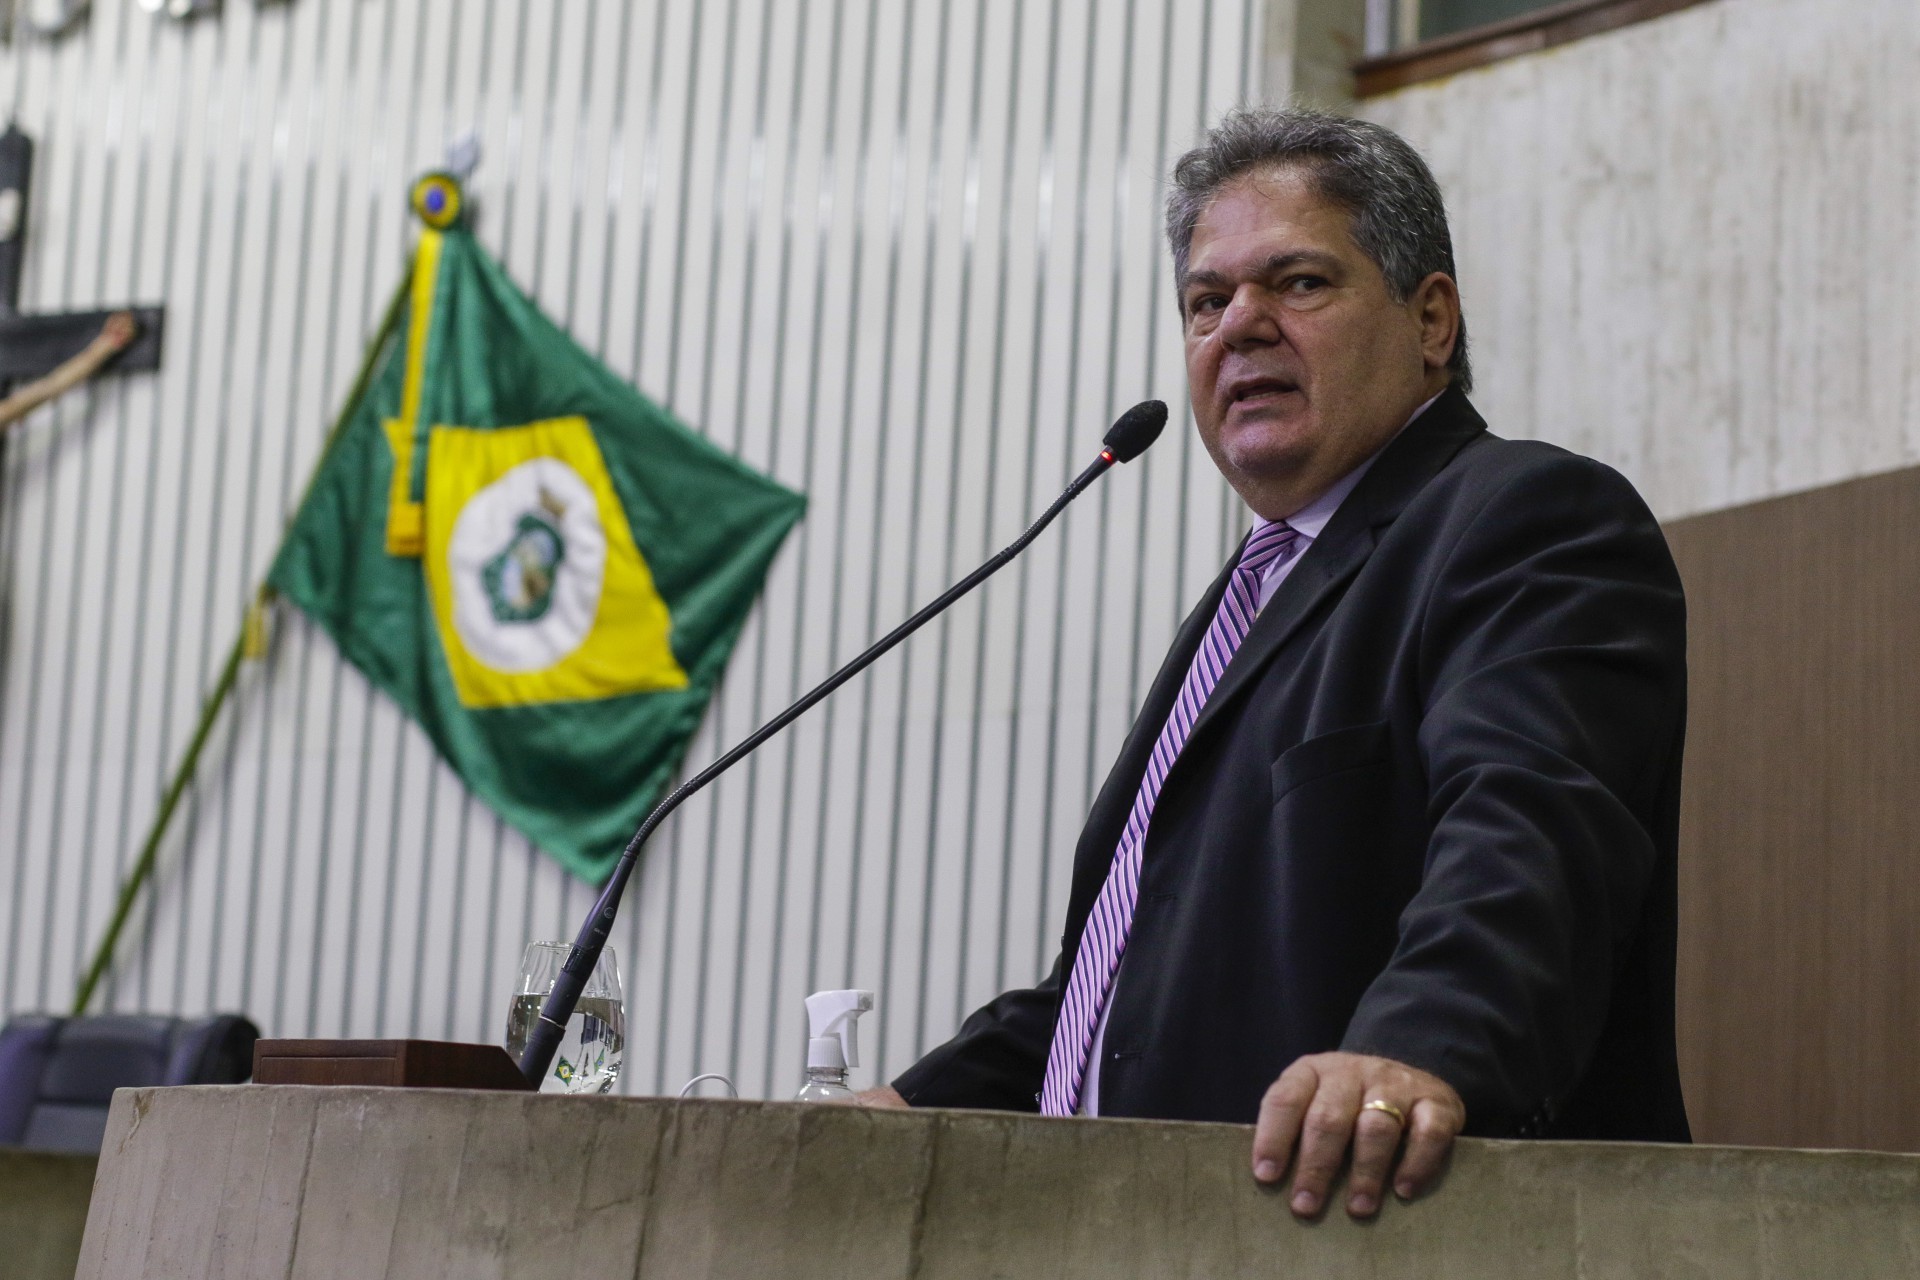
[1289,1071,1362,1218]
[1392,1095,1464,1199]
[1251,1061,1318,1184]
[1344,1104,1406,1218]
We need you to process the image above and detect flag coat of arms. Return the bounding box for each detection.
[270,175,805,881]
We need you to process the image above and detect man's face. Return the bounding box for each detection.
[1181,165,1454,520]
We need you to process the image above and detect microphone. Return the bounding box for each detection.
[517,400,1169,1085]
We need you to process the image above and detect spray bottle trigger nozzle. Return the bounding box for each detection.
[804,989,874,1070]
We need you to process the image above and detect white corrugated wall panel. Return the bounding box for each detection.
[0,0,1261,1099]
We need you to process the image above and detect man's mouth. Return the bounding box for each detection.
[1227,377,1300,407]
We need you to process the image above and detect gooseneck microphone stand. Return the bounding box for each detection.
[517,401,1169,1086]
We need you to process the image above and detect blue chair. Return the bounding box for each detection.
[0,1013,259,1153]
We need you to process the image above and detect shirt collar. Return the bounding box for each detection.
[1249,391,1442,545]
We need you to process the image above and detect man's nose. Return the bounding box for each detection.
[1216,285,1282,349]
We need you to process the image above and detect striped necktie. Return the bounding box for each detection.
[1040,520,1304,1116]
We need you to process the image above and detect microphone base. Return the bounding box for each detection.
[251,1039,535,1091]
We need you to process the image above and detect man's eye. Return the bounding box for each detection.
[1190,294,1227,313]
[1285,276,1327,293]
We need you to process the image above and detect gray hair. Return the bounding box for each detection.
[1166,107,1471,392]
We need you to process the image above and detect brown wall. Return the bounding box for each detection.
[1666,467,1920,1151]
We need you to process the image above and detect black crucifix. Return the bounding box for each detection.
[0,123,164,409]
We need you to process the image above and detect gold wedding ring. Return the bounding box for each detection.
[1362,1099,1407,1127]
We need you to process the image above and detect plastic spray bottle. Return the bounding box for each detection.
[796,989,874,1102]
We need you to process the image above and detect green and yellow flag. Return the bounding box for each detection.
[269,174,805,881]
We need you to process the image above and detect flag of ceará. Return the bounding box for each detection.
[269,173,804,881]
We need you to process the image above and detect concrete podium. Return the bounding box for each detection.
[76,1086,1920,1278]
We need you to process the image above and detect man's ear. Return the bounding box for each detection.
[1411,272,1461,373]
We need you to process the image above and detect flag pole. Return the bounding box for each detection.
[71,272,413,1015]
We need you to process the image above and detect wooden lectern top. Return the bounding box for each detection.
[251,1039,533,1091]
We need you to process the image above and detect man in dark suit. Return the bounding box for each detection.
[859,108,1690,1220]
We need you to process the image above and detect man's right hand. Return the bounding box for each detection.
[855,1086,910,1109]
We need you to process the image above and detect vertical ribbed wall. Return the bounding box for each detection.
[0,0,1260,1097]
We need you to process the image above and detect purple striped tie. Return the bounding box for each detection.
[1040,520,1304,1116]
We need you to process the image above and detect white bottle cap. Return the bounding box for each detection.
[803,989,874,1070]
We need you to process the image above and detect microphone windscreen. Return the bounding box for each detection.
[1103,400,1168,462]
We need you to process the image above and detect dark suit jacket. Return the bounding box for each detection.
[893,387,1691,1142]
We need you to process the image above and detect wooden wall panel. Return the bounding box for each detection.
[1667,466,1920,1151]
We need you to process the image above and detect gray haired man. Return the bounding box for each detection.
[867,108,1691,1220]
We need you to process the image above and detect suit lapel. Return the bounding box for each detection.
[1065,551,1238,928]
[1179,387,1489,755]
[1060,389,1488,945]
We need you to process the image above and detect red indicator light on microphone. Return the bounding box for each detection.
[1100,449,1115,463]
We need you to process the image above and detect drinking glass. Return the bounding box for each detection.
[503,942,625,1094]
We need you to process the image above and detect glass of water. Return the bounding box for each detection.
[503,942,625,1094]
